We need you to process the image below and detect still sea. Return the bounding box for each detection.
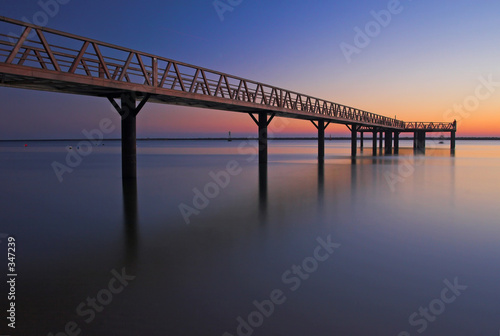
[0,139,499,335]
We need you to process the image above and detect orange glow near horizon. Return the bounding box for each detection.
[137,99,499,138]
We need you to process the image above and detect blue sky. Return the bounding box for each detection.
[1,0,500,138]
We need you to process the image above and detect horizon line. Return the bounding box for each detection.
[1,136,499,142]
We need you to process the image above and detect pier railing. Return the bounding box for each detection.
[404,122,457,131]
[0,16,405,129]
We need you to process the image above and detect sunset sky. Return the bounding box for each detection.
[1,0,500,139]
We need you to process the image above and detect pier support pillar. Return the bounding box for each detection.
[351,124,358,157]
[451,120,457,154]
[318,120,325,162]
[415,131,426,154]
[108,93,150,180]
[360,132,364,150]
[385,131,393,155]
[372,130,378,156]
[258,111,268,165]
[379,131,384,152]
[249,112,275,165]
[311,120,330,162]
[394,132,400,155]
[451,130,456,154]
[122,101,136,179]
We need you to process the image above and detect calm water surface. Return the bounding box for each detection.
[1,140,500,335]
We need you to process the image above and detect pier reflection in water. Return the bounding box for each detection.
[122,178,138,267]
[258,163,267,222]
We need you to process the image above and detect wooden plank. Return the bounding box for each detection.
[158,61,172,88]
[200,70,211,95]
[110,65,121,80]
[68,41,89,74]
[214,75,224,98]
[17,48,31,66]
[33,50,48,69]
[152,58,158,87]
[242,80,250,102]
[189,68,200,93]
[259,85,267,105]
[172,62,186,91]
[267,88,276,106]
[223,76,233,99]
[6,27,32,64]
[136,53,151,86]
[118,52,134,81]
[171,77,178,90]
[234,80,242,100]
[80,59,92,76]
[91,42,110,79]
[36,29,61,71]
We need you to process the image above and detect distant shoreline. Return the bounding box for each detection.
[1,137,499,142]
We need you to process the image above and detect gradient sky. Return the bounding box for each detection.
[1,0,500,139]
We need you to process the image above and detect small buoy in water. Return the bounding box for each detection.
[24,144,28,147]
[68,146,73,150]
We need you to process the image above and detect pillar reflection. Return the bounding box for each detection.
[258,163,268,223]
[317,161,325,213]
[122,178,138,267]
